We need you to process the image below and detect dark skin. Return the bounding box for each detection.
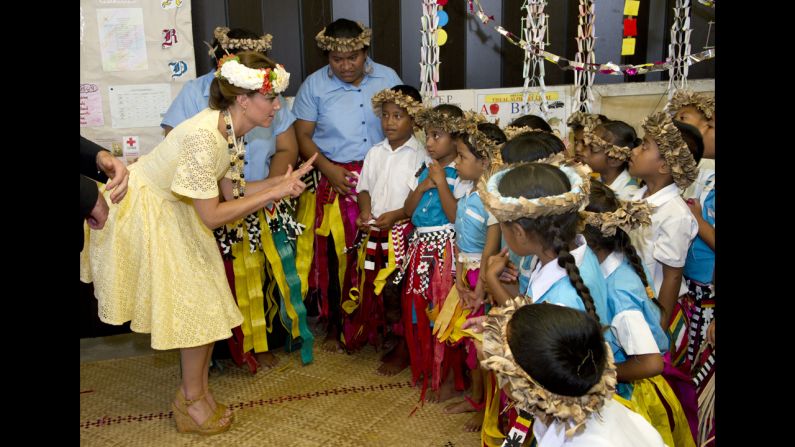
[629,138,684,327]
[294,49,368,196]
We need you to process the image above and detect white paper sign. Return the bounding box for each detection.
[80,83,105,127]
[108,84,172,128]
[96,8,148,72]
[475,86,571,137]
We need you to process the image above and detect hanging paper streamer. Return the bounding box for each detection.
[468,0,714,77]
[420,0,442,102]
[668,0,692,96]
[572,0,596,113]
[622,1,639,56]
[521,0,549,118]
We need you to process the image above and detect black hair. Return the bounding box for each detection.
[569,114,609,131]
[497,163,599,321]
[508,303,607,396]
[210,28,262,64]
[478,122,508,146]
[509,114,553,133]
[594,120,639,169]
[501,132,564,164]
[582,180,662,311]
[390,84,422,103]
[673,120,704,164]
[322,19,368,56]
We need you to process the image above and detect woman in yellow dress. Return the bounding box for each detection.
[81,51,315,435]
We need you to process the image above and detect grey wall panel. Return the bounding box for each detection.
[331,0,371,27]
[263,0,304,96]
[399,0,422,88]
[465,0,502,89]
[191,0,229,76]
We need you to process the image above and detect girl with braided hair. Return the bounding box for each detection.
[477,162,610,447]
[477,301,666,446]
[582,180,695,447]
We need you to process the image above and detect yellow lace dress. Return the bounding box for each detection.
[80,108,244,350]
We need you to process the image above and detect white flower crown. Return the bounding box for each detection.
[215,55,290,95]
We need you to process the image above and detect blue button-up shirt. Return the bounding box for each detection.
[291,58,402,163]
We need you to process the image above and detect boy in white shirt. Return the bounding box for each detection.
[628,112,699,327]
[343,85,427,376]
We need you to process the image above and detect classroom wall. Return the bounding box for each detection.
[191,0,715,93]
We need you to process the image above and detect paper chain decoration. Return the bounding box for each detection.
[467,0,714,77]
[420,0,442,102]
[573,0,595,113]
[668,0,692,96]
[521,0,549,117]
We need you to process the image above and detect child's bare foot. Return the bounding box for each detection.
[443,398,479,414]
[255,351,279,369]
[321,332,344,353]
[427,374,460,403]
[464,408,485,432]
[376,338,409,376]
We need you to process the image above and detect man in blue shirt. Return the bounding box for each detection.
[292,19,402,352]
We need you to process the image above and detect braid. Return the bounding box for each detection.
[617,231,663,310]
[550,222,599,321]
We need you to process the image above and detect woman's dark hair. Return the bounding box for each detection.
[673,120,704,164]
[508,303,606,396]
[501,132,564,164]
[390,84,422,103]
[209,51,276,109]
[322,19,368,55]
[477,122,507,146]
[210,28,263,64]
[498,163,599,321]
[583,180,661,310]
[509,114,553,133]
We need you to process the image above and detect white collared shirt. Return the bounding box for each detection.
[607,169,640,201]
[357,135,427,217]
[532,399,666,447]
[629,183,698,296]
[527,235,588,300]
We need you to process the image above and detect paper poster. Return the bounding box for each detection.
[96,8,148,72]
[475,87,571,137]
[431,90,476,111]
[108,84,172,128]
[80,84,105,127]
[160,0,183,9]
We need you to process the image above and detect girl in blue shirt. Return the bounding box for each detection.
[582,180,695,447]
[396,104,472,404]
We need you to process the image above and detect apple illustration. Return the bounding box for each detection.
[489,103,500,115]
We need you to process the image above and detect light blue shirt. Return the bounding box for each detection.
[411,163,471,228]
[605,260,669,362]
[455,191,497,254]
[526,237,609,327]
[601,253,669,399]
[160,70,296,181]
[291,58,402,163]
[683,184,715,284]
